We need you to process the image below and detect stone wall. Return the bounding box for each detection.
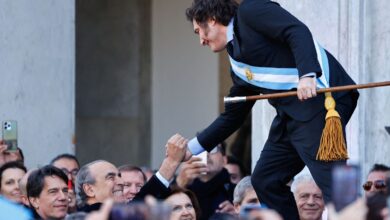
[151,0,219,168]
[76,0,152,167]
[0,0,75,168]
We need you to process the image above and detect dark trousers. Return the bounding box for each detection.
[251,94,357,220]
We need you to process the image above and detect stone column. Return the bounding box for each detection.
[0,0,75,168]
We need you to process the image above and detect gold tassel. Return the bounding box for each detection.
[316,92,348,161]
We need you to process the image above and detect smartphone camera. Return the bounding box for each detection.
[2,120,18,151]
[4,122,11,130]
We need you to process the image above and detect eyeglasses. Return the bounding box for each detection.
[362,180,386,191]
[61,168,79,177]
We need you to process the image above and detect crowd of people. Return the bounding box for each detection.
[1,137,390,220]
[1,0,390,219]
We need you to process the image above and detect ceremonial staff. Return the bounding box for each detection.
[224,81,390,103]
[224,81,390,161]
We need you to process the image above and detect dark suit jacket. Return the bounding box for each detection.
[197,0,358,151]
[187,168,235,220]
[132,174,171,201]
[78,202,102,213]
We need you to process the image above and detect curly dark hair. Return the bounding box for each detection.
[185,0,238,26]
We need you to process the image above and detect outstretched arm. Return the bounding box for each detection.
[133,134,188,201]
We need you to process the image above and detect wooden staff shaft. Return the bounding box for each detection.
[224,81,390,103]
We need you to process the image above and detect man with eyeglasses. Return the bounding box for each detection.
[50,154,80,213]
[363,164,390,197]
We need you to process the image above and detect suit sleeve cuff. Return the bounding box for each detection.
[188,137,206,155]
[300,72,316,78]
[155,171,171,188]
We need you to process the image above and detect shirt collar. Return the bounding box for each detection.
[226,18,234,42]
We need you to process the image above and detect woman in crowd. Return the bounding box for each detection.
[164,186,201,220]
[0,161,26,203]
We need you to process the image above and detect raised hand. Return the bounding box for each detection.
[0,141,21,166]
[216,200,236,215]
[159,134,189,182]
[165,133,188,163]
[176,157,208,188]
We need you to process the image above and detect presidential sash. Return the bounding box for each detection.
[229,42,330,90]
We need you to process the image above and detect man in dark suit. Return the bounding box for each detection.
[176,143,236,220]
[183,0,359,219]
[75,134,188,212]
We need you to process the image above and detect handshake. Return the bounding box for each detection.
[159,133,209,188]
[164,133,193,163]
[158,133,194,183]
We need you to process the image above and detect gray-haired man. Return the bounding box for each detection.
[291,174,325,220]
[233,176,259,213]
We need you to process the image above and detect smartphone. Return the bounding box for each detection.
[239,204,267,220]
[109,203,147,220]
[109,202,171,220]
[332,164,360,212]
[193,151,207,175]
[194,151,207,164]
[2,120,18,152]
[387,177,390,219]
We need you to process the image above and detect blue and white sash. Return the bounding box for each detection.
[229,41,330,90]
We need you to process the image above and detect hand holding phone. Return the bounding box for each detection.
[109,202,170,220]
[387,177,390,219]
[332,164,360,212]
[240,204,282,220]
[176,156,208,188]
[2,121,18,152]
[240,204,266,218]
[194,151,207,164]
[193,151,207,175]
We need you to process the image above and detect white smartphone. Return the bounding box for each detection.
[194,151,207,175]
[194,151,207,164]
